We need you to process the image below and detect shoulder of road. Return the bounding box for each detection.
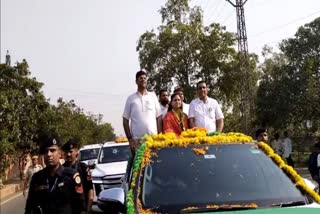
[0,179,24,204]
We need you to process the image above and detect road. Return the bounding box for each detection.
[1,192,25,214]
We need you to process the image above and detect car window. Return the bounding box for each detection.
[79,148,100,161]
[99,145,130,163]
[141,144,305,211]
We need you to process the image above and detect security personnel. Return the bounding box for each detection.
[25,134,86,214]
[62,139,94,214]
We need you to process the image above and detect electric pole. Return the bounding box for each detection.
[226,0,254,134]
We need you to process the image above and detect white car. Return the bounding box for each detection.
[79,144,101,165]
[91,141,130,212]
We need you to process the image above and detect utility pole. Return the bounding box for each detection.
[226,0,253,134]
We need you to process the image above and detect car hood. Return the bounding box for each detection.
[92,161,127,177]
[188,206,320,213]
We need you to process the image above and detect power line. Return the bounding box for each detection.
[249,9,320,37]
[221,7,235,26]
[206,0,225,22]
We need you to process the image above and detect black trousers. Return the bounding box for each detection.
[286,155,294,168]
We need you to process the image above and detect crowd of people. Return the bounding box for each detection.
[255,128,295,168]
[255,128,320,193]
[23,69,320,213]
[122,70,224,152]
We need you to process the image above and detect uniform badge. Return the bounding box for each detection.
[73,172,81,184]
[52,139,57,145]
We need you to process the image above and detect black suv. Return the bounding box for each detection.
[97,132,320,214]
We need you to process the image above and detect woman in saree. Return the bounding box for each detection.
[163,93,189,136]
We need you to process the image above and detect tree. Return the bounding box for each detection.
[137,0,258,132]
[0,61,50,177]
[280,17,320,132]
[137,0,238,100]
[256,46,292,129]
[48,98,116,146]
[0,60,116,178]
[257,17,320,133]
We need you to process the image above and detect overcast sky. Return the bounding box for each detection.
[2,0,320,136]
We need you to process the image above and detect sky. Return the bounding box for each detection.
[1,0,320,136]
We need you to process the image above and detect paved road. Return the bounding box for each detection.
[1,192,25,214]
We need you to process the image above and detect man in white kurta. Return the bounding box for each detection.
[123,91,161,140]
[123,70,161,152]
[189,81,224,133]
[283,131,294,167]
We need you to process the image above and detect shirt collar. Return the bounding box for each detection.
[197,97,209,103]
[136,90,149,96]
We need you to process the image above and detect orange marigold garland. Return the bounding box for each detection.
[127,131,320,214]
[257,141,320,203]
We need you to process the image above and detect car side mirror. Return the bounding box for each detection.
[97,188,125,213]
[88,160,96,169]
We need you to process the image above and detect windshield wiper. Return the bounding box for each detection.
[180,206,257,213]
[271,200,306,207]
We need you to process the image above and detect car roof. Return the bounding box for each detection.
[79,143,102,150]
[102,141,129,147]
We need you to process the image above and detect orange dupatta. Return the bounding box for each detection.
[163,111,189,136]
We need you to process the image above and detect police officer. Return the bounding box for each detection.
[25,134,86,214]
[62,139,94,214]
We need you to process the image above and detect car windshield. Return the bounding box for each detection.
[98,145,130,163]
[79,148,100,161]
[141,144,305,211]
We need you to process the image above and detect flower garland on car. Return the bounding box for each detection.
[258,141,320,203]
[126,129,320,214]
[126,128,253,214]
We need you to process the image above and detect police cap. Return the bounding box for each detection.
[39,134,61,154]
[62,138,80,151]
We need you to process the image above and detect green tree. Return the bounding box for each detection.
[137,0,238,101]
[0,61,50,177]
[257,17,320,134]
[137,0,258,132]
[48,98,116,146]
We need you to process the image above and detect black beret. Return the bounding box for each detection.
[39,135,61,154]
[62,139,80,151]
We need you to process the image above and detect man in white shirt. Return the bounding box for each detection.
[23,156,43,197]
[123,70,162,152]
[189,81,224,133]
[283,131,294,167]
[159,88,169,118]
[174,86,189,116]
[271,133,283,155]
